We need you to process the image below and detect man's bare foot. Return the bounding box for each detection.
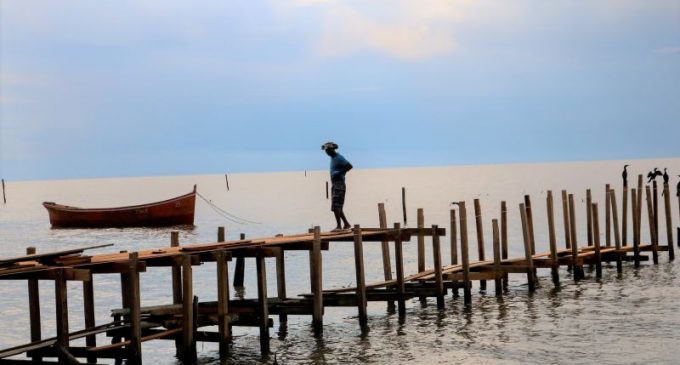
[331,227,343,232]
[343,224,351,230]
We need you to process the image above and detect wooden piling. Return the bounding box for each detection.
[378,203,394,308]
[215,249,231,358]
[645,186,659,264]
[586,189,593,247]
[492,219,502,296]
[182,255,196,362]
[592,204,602,279]
[632,189,640,267]
[256,251,270,354]
[218,226,225,242]
[501,201,509,290]
[393,222,406,316]
[276,249,288,324]
[524,195,536,255]
[519,203,536,292]
[27,247,41,362]
[171,232,182,304]
[417,208,426,303]
[311,226,323,334]
[546,191,560,286]
[128,252,142,365]
[234,233,246,288]
[561,190,572,251]
[432,225,445,309]
[1,179,5,204]
[568,194,582,280]
[225,174,230,191]
[653,180,659,245]
[473,199,486,291]
[402,187,407,226]
[450,209,459,298]
[54,269,69,362]
[622,185,629,246]
[609,189,623,273]
[83,274,96,364]
[459,202,472,305]
[663,183,675,261]
[352,225,368,329]
[605,184,611,247]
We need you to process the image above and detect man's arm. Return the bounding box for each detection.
[343,163,353,173]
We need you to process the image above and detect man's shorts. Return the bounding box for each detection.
[331,182,346,211]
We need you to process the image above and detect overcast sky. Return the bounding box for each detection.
[1,0,679,181]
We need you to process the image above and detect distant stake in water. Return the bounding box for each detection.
[2,179,5,204]
[225,174,230,191]
[402,187,407,226]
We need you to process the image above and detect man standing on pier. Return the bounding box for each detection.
[322,142,353,231]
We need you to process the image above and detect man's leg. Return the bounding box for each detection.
[339,209,350,229]
[333,209,342,230]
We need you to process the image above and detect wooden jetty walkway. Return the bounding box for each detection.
[0,178,677,364]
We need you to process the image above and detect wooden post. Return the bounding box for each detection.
[609,189,624,273]
[562,190,572,252]
[256,251,270,354]
[663,183,675,261]
[632,189,641,267]
[393,222,406,316]
[492,219,502,296]
[234,233,246,288]
[501,201,509,290]
[225,174,230,191]
[352,225,368,329]
[645,186,659,264]
[326,181,329,200]
[586,189,593,247]
[568,194,583,280]
[54,269,69,362]
[450,209,459,297]
[311,226,323,334]
[459,202,472,306]
[402,187,407,226]
[83,275,97,363]
[182,255,196,362]
[215,250,231,358]
[1,179,5,204]
[378,203,392,281]
[622,185,629,246]
[592,204,603,279]
[637,175,643,240]
[605,184,611,247]
[473,199,486,291]
[417,208,426,303]
[432,225,445,309]
[218,226,225,242]
[171,232,182,304]
[378,203,394,309]
[27,247,42,362]
[519,204,536,292]
[524,195,536,255]
[128,253,142,365]
[653,180,659,246]
[546,191,560,286]
[276,249,288,324]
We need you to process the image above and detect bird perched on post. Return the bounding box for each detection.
[663,168,669,185]
[622,165,629,187]
[647,168,662,183]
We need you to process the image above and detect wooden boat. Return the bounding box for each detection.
[43,186,196,228]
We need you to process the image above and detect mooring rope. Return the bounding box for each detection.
[196,192,261,225]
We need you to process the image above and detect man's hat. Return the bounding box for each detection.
[321,142,338,150]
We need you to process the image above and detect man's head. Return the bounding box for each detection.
[321,142,338,156]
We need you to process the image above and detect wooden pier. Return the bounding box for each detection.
[0,179,676,364]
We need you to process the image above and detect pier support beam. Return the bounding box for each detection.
[492,220,502,296]
[128,253,142,365]
[663,183,674,261]
[546,191,560,286]
[378,203,394,309]
[520,204,536,292]
[215,249,231,358]
[54,269,69,363]
[27,247,42,363]
[256,250,270,355]
[609,189,624,273]
[459,202,472,306]
[417,208,426,303]
[310,227,323,335]
[568,194,583,280]
[645,186,659,264]
[432,225,444,309]
[353,225,368,330]
[181,255,196,363]
[394,223,406,316]
[474,199,486,292]
[592,204,603,279]
[501,201,509,290]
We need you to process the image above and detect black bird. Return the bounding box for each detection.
[622,164,629,186]
[647,168,662,183]
[663,168,669,184]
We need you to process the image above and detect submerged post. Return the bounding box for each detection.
[663,183,675,261]
[592,204,603,279]
[645,186,659,264]
[352,225,368,330]
[378,203,394,309]
[450,209,458,266]
[276,249,288,324]
[256,250,270,354]
[311,226,323,334]
[586,189,593,247]
[393,222,406,316]
[501,201,509,290]
[128,252,142,365]
[524,195,536,255]
[27,247,42,362]
[519,203,536,292]
[609,189,623,273]
[432,225,445,309]
[215,249,231,358]
[546,191,560,286]
[561,190,572,273]
[170,232,182,354]
[606,184,611,247]
[492,219,502,296]
[474,199,486,291]
[182,255,196,362]
[234,233,246,288]
[54,269,69,362]
[632,189,641,267]
[417,209,426,304]
[568,194,583,280]
[459,202,472,306]
[622,183,629,246]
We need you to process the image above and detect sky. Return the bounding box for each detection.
[0,0,679,181]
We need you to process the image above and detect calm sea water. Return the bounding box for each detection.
[1,158,679,364]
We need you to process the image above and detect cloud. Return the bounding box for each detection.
[292,0,462,60]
